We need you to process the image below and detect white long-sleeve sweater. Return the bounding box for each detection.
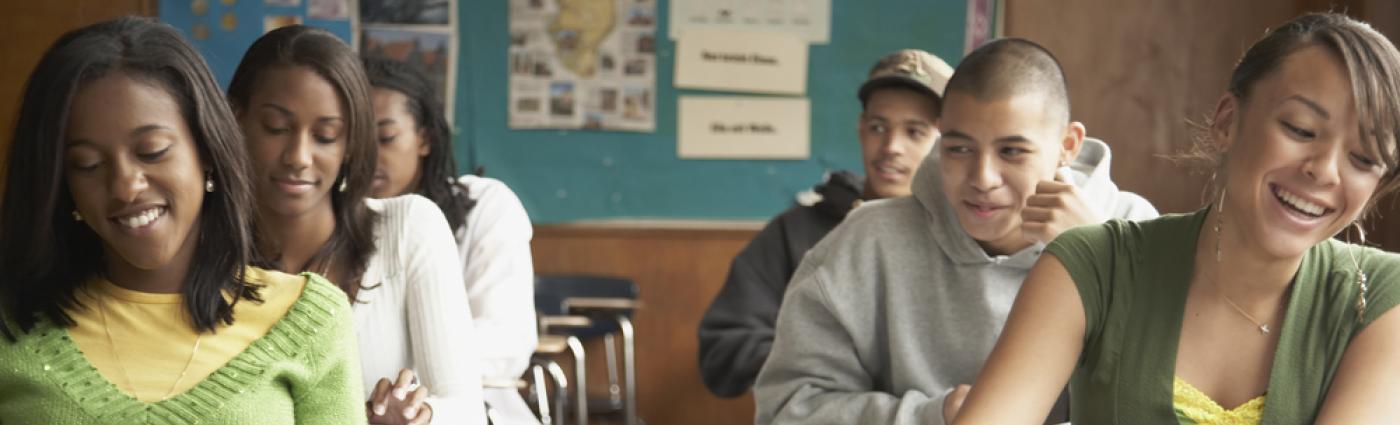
[354,195,487,425]
[453,175,539,424]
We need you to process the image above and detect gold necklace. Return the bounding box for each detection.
[97,297,204,401]
[1219,291,1273,335]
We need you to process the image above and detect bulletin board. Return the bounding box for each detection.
[462,0,979,223]
[159,0,355,87]
[159,0,984,223]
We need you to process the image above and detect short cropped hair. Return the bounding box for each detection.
[944,38,1071,125]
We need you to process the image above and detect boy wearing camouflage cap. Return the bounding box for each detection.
[698,49,952,397]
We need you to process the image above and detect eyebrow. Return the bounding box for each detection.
[940,129,1031,144]
[66,124,174,147]
[259,103,344,124]
[1284,95,1330,120]
[377,118,396,127]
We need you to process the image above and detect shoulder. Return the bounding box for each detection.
[456,174,520,203]
[245,266,309,300]
[793,197,925,281]
[365,194,442,221]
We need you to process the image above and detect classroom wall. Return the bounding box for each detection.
[1004,0,1297,216]
[461,0,974,223]
[1007,0,1400,251]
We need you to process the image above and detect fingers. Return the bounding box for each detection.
[1021,221,1051,244]
[403,386,430,420]
[392,368,417,400]
[1021,206,1054,222]
[1055,166,1075,183]
[407,401,434,425]
[1025,193,1066,209]
[944,384,973,423]
[370,377,393,417]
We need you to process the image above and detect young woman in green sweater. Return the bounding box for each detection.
[0,17,367,424]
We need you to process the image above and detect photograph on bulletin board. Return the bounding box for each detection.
[361,27,456,115]
[309,0,351,20]
[360,0,451,25]
[964,0,1004,54]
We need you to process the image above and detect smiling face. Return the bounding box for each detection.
[63,73,206,273]
[858,88,941,199]
[938,90,1080,255]
[1216,45,1386,260]
[238,65,348,218]
[369,87,429,198]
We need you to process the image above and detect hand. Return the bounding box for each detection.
[943,384,972,424]
[367,368,434,425]
[1021,168,1099,244]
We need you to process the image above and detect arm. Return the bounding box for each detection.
[1314,306,1400,422]
[402,197,488,425]
[457,181,538,381]
[295,286,370,425]
[698,225,788,397]
[753,264,946,425]
[952,254,1085,425]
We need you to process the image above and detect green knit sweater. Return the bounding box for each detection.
[0,273,368,424]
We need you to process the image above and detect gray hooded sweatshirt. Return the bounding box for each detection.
[753,139,1158,425]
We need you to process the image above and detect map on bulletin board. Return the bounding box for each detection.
[507,0,657,132]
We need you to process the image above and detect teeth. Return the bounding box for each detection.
[118,207,164,229]
[1274,187,1325,216]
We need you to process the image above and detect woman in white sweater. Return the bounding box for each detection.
[362,56,539,424]
[228,26,486,425]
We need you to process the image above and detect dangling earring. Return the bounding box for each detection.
[338,177,348,193]
[1349,221,1370,321]
[1214,188,1226,262]
[72,210,83,222]
[205,176,215,193]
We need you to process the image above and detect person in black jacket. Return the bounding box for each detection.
[698,49,954,397]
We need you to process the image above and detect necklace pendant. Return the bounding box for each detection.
[1260,324,1270,335]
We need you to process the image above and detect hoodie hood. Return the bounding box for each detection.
[794,170,864,219]
[912,138,1125,268]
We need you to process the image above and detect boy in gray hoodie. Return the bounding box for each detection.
[753,38,1159,425]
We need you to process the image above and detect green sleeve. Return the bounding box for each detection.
[292,276,369,425]
[1044,221,1123,347]
[1359,246,1400,328]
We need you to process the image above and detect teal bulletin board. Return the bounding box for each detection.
[462,0,971,223]
[159,0,974,223]
[159,0,354,87]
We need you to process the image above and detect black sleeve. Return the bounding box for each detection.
[697,216,795,397]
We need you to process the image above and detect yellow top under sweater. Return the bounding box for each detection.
[65,267,307,402]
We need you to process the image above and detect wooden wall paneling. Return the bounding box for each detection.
[531,224,760,425]
[1004,0,1296,215]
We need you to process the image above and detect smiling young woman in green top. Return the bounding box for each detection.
[0,17,365,424]
[951,13,1400,424]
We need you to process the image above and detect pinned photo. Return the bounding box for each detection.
[516,97,542,113]
[622,86,650,120]
[263,15,303,33]
[549,82,576,116]
[623,57,648,76]
[627,5,655,26]
[361,0,450,25]
[309,0,351,20]
[362,28,452,104]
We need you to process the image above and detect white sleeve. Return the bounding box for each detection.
[399,196,488,425]
[457,179,538,380]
